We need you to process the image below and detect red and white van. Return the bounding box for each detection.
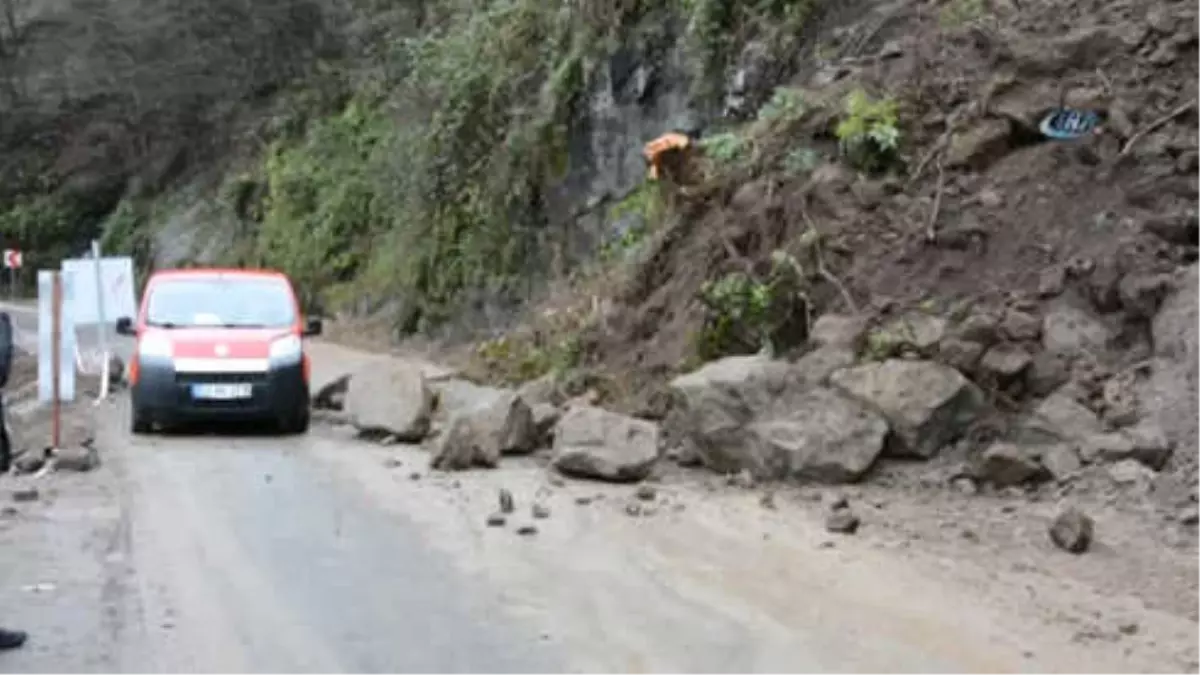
[115,268,322,434]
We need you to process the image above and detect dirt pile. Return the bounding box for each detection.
[398,0,1199,532]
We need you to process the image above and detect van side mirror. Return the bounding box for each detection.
[302,317,323,337]
[115,317,135,336]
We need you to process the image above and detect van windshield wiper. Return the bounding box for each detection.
[146,320,179,329]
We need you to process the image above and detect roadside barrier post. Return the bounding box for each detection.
[91,240,109,401]
[50,273,61,449]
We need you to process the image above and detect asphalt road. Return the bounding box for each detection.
[0,304,561,672]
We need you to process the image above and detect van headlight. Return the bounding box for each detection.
[138,333,173,359]
[269,335,302,363]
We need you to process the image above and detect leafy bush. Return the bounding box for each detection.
[835,89,901,173]
[0,196,91,276]
[695,250,809,360]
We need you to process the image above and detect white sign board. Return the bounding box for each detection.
[38,270,77,403]
[61,256,137,326]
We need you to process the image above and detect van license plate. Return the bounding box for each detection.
[191,383,253,400]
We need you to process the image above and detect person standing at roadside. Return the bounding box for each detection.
[0,310,28,651]
[0,310,13,474]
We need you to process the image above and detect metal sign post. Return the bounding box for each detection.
[50,273,62,449]
[91,240,110,401]
[3,248,22,299]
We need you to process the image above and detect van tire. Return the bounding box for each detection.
[131,406,151,435]
[280,407,309,435]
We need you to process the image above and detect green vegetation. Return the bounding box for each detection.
[938,0,986,28]
[694,250,809,360]
[835,89,901,173]
[226,0,826,334]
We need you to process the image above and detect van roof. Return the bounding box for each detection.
[149,267,289,281]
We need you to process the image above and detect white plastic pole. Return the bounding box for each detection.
[91,240,109,401]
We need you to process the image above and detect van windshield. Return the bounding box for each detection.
[145,276,297,328]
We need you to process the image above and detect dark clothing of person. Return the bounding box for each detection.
[0,313,25,651]
[0,311,12,474]
[0,628,26,650]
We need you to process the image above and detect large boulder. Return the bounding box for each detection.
[1041,302,1112,358]
[1019,390,1104,443]
[830,359,985,458]
[430,390,537,471]
[343,365,434,442]
[313,373,350,410]
[1136,265,1198,470]
[551,406,660,482]
[431,379,505,421]
[666,355,889,482]
[746,388,889,483]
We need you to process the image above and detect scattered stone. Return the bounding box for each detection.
[1100,375,1141,428]
[955,311,1002,345]
[383,457,403,469]
[0,506,18,518]
[408,472,422,481]
[499,488,515,514]
[1107,459,1155,488]
[1080,432,1136,464]
[430,390,537,470]
[946,119,1012,169]
[344,365,433,442]
[635,484,657,501]
[517,373,561,406]
[792,346,856,386]
[951,476,979,495]
[825,509,861,534]
[1042,303,1112,358]
[760,491,776,510]
[624,502,643,517]
[1118,622,1140,636]
[1039,443,1083,482]
[1002,309,1042,341]
[313,374,351,410]
[11,488,38,503]
[1120,273,1175,321]
[1021,390,1104,443]
[1142,211,1199,246]
[938,339,986,373]
[977,188,1004,209]
[1049,508,1094,554]
[575,496,593,506]
[728,469,756,488]
[810,314,869,351]
[52,445,100,473]
[531,503,551,519]
[830,359,985,459]
[1123,420,1171,468]
[978,443,1050,487]
[548,475,566,488]
[875,313,948,358]
[516,524,538,536]
[829,494,850,510]
[11,451,46,475]
[486,513,506,527]
[1178,506,1199,526]
[1027,352,1072,397]
[551,406,660,483]
[530,403,561,447]
[1038,268,1067,298]
[1084,425,1176,468]
[979,344,1033,380]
